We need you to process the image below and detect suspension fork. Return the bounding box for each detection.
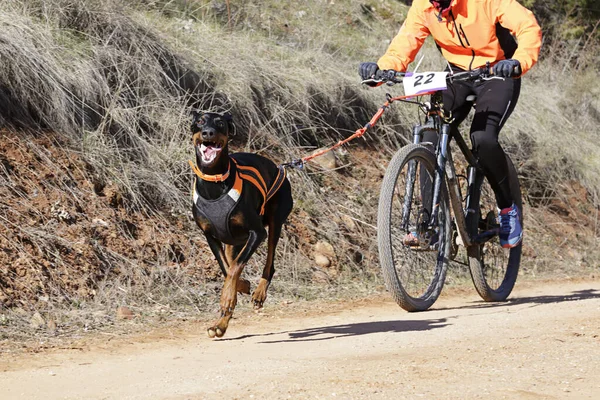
[428,124,450,229]
[401,124,425,230]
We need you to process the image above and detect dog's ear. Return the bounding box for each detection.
[222,112,236,136]
[190,110,203,134]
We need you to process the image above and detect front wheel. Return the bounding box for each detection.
[467,155,522,302]
[377,144,452,312]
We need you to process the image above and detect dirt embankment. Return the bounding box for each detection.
[0,131,219,308]
[0,131,382,313]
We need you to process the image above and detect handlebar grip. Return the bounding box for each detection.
[361,70,403,86]
[489,60,521,78]
[374,69,400,81]
[488,65,520,77]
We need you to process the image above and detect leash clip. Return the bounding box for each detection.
[282,159,305,170]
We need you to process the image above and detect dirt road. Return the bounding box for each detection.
[2,280,599,399]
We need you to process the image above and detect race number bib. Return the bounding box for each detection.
[403,72,448,96]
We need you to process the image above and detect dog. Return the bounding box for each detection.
[190,111,293,338]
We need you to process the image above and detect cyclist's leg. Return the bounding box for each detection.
[470,77,521,209]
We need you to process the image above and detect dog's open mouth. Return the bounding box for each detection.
[197,141,223,165]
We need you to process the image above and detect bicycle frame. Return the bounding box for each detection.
[404,101,488,249]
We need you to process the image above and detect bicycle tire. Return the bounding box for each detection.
[377,144,452,312]
[467,155,522,302]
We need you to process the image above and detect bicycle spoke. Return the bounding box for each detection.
[467,155,522,302]
[378,144,451,311]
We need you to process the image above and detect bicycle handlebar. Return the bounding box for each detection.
[363,63,493,86]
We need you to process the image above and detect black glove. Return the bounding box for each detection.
[492,59,521,77]
[359,62,379,80]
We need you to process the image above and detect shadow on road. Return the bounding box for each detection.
[222,289,599,343]
[438,288,600,312]
[222,318,449,343]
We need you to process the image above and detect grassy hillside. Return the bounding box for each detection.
[0,0,599,339]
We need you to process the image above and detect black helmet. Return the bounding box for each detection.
[430,0,452,12]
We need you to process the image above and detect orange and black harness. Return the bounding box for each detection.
[189,156,286,244]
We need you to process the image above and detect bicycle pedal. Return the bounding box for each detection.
[473,228,500,244]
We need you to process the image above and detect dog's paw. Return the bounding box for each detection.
[251,291,267,309]
[207,326,225,338]
[252,279,269,310]
[252,298,265,310]
[207,317,229,338]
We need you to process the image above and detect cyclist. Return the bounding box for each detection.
[359,0,541,248]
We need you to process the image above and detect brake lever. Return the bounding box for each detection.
[361,78,383,85]
[480,76,505,82]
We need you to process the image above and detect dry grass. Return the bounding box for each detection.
[0,0,599,343]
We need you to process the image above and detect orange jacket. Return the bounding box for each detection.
[377,0,542,75]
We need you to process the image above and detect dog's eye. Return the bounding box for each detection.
[216,120,225,129]
[197,117,205,126]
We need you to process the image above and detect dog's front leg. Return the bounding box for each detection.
[204,233,229,277]
[205,234,250,295]
[252,216,284,309]
[209,228,266,338]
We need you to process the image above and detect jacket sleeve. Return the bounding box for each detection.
[495,0,542,75]
[377,2,430,72]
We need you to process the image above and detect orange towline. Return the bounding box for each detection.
[296,92,435,166]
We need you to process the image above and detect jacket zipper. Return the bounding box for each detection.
[449,10,476,70]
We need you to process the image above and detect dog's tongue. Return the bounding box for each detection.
[200,143,221,163]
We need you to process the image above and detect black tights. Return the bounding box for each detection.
[422,71,520,209]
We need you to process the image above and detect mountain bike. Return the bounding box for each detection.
[366,66,522,312]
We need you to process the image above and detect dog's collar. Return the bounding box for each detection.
[188,159,231,182]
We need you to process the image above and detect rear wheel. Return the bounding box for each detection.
[467,156,522,301]
[377,144,452,312]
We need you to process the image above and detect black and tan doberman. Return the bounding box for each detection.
[190,111,293,338]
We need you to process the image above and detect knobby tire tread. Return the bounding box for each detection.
[467,155,522,301]
[377,144,451,312]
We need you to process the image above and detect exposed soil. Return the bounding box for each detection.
[0,131,223,309]
[1,279,599,399]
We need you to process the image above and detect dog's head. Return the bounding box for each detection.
[191,111,235,167]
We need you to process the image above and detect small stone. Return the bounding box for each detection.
[116,306,134,320]
[311,148,338,170]
[340,214,357,231]
[92,218,109,227]
[47,319,58,332]
[30,312,45,329]
[312,268,330,284]
[315,241,335,259]
[314,253,331,268]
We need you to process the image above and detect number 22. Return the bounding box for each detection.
[414,73,434,87]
